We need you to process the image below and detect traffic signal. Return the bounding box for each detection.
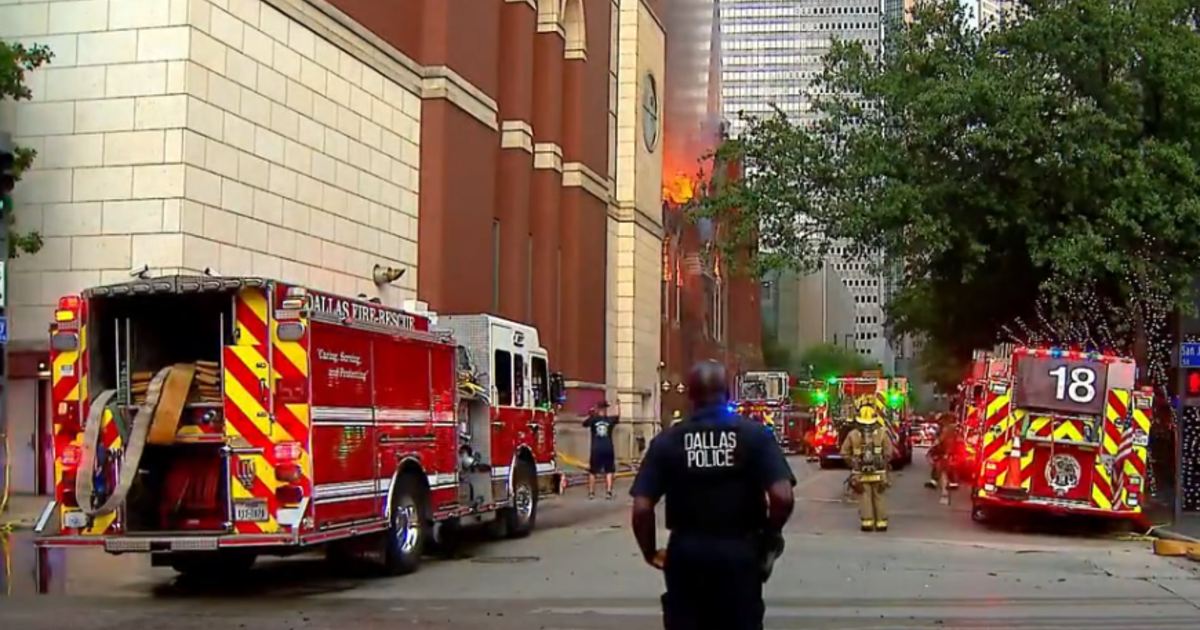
[1187,371,1200,396]
[887,390,903,408]
[1,134,14,198]
[1,134,15,214]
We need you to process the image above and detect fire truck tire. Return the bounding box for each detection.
[168,550,257,579]
[500,461,538,539]
[818,457,835,470]
[383,474,430,576]
[971,504,989,523]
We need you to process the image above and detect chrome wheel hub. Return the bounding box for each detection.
[514,484,534,519]
[394,504,419,553]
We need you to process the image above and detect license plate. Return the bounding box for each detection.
[63,511,88,529]
[1133,433,1148,447]
[860,473,882,482]
[234,500,269,522]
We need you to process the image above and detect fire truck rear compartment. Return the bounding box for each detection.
[125,443,230,533]
[88,291,230,394]
[87,290,235,534]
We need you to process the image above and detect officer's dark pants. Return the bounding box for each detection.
[663,534,764,630]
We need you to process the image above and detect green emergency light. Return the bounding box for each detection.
[826,377,837,385]
[887,390,903,408]
[813,390,827,405]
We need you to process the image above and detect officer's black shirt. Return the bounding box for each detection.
[631,405,796,537]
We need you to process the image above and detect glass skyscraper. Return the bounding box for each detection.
[719,0,891,367]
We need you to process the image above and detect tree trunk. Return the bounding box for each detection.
[1133,300,1149,386]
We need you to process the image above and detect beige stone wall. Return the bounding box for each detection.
[0,0,420,346]
[609,0,664,454]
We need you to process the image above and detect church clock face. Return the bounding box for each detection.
[642,73,660,151]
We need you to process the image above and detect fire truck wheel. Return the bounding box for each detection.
[384,474,430,576]
[818,457,835,470]
[971,504,989,523]
[501,461,539,539]
[169,550,257,579]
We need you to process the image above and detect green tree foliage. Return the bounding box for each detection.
[797,342,871,381]
[0,38,52,257]
[697,0,1200,376]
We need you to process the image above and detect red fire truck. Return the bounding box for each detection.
[971,346,1151,523]
[734,371,792,445]
[34,276,564,577]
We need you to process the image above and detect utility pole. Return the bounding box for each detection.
[0,132,13,505]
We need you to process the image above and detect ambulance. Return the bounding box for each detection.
[971,346,1151,523]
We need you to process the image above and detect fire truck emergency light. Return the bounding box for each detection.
[813,390,827,405]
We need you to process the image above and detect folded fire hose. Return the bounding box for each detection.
[75,364,195,518]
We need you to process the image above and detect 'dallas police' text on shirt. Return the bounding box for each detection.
[685,430,737,468]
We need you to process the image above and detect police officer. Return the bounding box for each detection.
[841,404,894,532]
[630,360,796,630]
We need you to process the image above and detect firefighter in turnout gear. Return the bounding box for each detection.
[841,404,895,532]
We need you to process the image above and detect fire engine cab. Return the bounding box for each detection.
[972,346,1151,523]
[34,276,565,577]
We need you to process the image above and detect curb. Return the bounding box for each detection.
[1150,525,1200,545]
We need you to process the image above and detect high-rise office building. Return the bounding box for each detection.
[719,0,884,137]
[719,0,890,367]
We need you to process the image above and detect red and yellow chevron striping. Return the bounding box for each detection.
[270,293,311,500]
[224,288,286,535]
[1104,389,1127,456]
[1089,389,1130,511]
[1117,392,1152,511]
[978,389,1013,466]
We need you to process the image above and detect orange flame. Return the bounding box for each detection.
[662,172,696,205]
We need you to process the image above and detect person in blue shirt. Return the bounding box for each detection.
[630,360,796,630]
[584,399,621,500]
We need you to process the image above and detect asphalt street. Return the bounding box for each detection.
[2,450,1198,629]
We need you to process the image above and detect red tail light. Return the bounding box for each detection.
[273,441,302,461]
[274,463,302,483]
[275,484,304,505]
[1124,476,1142,507]
[57,470,79,508]
[982,460,999,485]
[61,444,82,468]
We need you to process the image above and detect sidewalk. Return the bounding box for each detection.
[556,454,638,488]
[1,494,48,531]
[1157,514,1200,543]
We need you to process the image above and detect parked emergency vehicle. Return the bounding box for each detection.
[814,375,911,469]
[34,276,565,577]
[782,378,822,455]
[971,346,1151,523]
[734,370,792,444]
[954,351,1012,480]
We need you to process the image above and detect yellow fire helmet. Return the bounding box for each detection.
[856,405,879,425]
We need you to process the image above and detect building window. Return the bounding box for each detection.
[662,238,671,320]
[527,234,533,317]
[556,247,562,336]
[674,257,682,324]
[492,220,501,312]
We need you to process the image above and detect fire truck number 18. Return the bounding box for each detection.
[1048,366,1097,403]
